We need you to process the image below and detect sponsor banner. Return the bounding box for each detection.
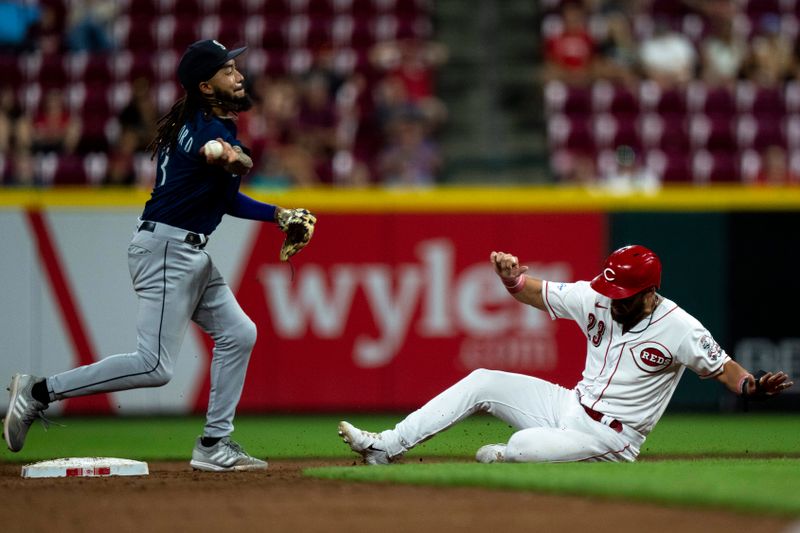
[218,213,606,411]
[728,212,800,403]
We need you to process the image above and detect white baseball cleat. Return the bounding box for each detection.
[338,421,398,465]
[475,443,507,464]
[190,437,268,472]
[4,374,49,452]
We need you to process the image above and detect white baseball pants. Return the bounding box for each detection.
[386,369,644,462]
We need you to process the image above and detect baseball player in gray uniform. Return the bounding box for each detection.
[3,40,315,471]
[339,245,793,464]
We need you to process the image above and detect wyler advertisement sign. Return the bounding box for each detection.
[219,213,606,411]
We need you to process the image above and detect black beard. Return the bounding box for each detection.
[210,90,253,112]
[611,294,647,331]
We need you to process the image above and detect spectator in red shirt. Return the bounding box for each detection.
[31,89,81,154]
[543,2,596,86]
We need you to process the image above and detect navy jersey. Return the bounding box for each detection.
[141,110,245,235]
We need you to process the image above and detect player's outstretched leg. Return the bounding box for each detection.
[338,421,404,465]
[475,443,507,463]
[3,374,49,452]
[190,436,268,472]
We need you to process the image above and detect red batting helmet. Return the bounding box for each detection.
[590,245,662,299]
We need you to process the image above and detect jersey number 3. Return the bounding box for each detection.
[586,313,606,347]
[159,155,169,186]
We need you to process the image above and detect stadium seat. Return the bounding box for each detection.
[348,16,377,48]
[0,56,23,83]
[108,82,133,114]
[127,0,160,17]
[687,83,736,116]
[170,17,201,51]
[545,81,592,116]
[548,114,595,152]
[645,149,691,183]
[260,17,290,50]
[22,53,69,90]
[593,113,641,152]
[785,115,800,150]
[297,0,336,17]
[330,14,355,46]
[592,82,639,117]
[398,15,431,39]
[739,148,762,184]
[284,14,311,47]
[243,17,267,47]
[36,153,88,186]
[737,81,785,116]
[309,17,335,49]
[372,14,400,41]
[737,114,786,150]
[79,114,112,153]
[744,0,783,17]
[640,81,687,115]
[128,53,159,84]
[155,81,180,114]
[692,149,740,183]
[18,82,42,115]
[690,114,737,152]
[169,0,204,17]
[198,15,243,46]
[286,48,314,75]
[640,113,690,153]
[261,0,291,16]
[649,0,691,17]
[125,16,158,52]
[83,153,110,186]
[73,54,115,86]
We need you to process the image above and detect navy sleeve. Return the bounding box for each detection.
[227,192,278,222]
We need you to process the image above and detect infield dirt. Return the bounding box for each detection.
[0,460,793,532]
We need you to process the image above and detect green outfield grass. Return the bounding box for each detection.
[1,413,798,463]
[307,459,800,516]
[2,413,798,515]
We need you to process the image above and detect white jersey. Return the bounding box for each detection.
[542,280,730,435]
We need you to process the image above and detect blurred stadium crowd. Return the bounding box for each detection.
[0,0,446,187]
[544,0,800,191]
[4,0,800,188]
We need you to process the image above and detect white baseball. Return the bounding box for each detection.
[204,140,224,159]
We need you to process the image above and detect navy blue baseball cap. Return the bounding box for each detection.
[177,39,247,91]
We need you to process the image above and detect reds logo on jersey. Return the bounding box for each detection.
[630,341,673,373]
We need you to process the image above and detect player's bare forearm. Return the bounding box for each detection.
[715,359,794,396]
[490,251,547,311]
[224,145,253,175]
[715,360,752,394]
[513,277,546,310]
[203,139,253,175]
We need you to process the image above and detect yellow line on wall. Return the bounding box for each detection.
[0,185,798,212]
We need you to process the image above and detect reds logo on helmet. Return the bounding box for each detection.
[630,341,673,373]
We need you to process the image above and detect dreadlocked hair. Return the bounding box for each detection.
[147,91,209,159]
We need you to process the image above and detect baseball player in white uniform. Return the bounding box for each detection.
[339,245,794,464]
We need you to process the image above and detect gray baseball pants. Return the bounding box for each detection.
[46,221,257,438]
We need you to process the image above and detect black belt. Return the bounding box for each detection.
[581,404,623,433]
[139,221,207,248]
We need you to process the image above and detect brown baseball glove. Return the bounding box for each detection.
[277,208,317,261]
